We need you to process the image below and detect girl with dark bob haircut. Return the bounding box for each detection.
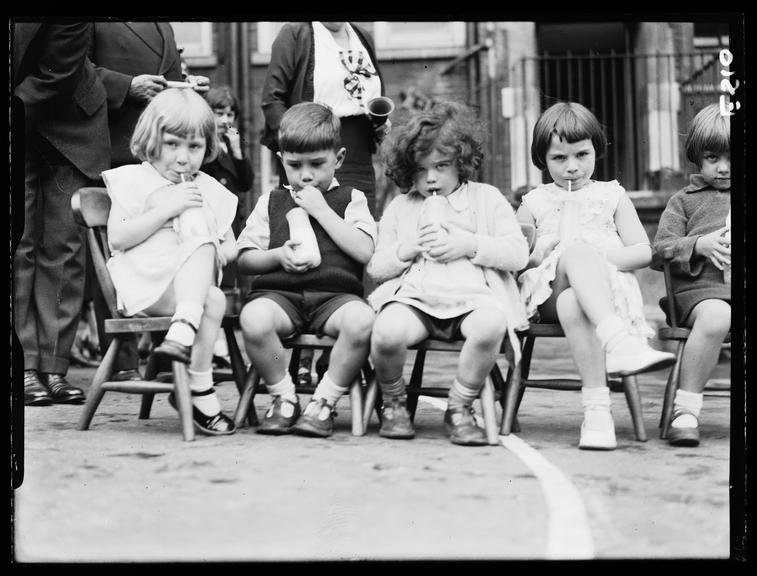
[382,100,485,191]
[530,101,607,172]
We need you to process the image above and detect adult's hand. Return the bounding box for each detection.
[129,74,168,101]
[187,74,210,93]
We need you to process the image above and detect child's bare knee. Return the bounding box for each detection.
[467,310,507,344]
[371,318,406,354]
[340,303,375,342]
[695,300,731,337]
[240,302,276,341]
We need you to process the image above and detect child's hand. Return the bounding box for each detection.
[293,185,330,219]
[224,126,243,159]
[146,182,203,219]
[278,240,313,273]
[695,226,731,270]
[423,224,477,263]
[396,238,426,262]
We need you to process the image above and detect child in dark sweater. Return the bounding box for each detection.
[237,102,377,437]
[652,103,731,447]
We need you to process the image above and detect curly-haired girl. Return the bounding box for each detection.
[367,101,530,446]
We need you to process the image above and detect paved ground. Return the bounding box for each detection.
[11,334,738,563]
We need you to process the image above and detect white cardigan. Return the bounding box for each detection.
[367,181,530,363]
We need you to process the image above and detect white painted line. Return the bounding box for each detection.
[419,396,595,560]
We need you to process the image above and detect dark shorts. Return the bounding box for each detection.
[244,289,367,338]
[402,305,472,342]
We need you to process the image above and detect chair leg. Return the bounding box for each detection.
[362,375,379,429]
[78,337,121,430]
[224,325,247,395]
[407,349,426,420]
[622,375,647,442]
[172,362,195,442]
[234,365,260,428]
[349,377,365,436]
[480,378,499,445]
[500,357,523,436]
[660,341,685,439]
[138,352,161,419]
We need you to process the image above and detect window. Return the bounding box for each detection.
[254,21,467,62]
[373,21,466,57]
[171,21,216,66]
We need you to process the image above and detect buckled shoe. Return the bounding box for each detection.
[444,405,487,446]
[256,395,301,435]
[667,409,700,447]
[379,396,415,439]
[42,373,85,404]
[24,370,52,406]
[292,398,336,438]
[168,391,236,436]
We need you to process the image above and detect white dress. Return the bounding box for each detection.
[518,180,653,338]
[103,162,238,316]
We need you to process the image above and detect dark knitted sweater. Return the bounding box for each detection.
[251,185,365,296]
[652,174,731,324]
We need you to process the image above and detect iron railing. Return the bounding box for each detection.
[501,50,722,193]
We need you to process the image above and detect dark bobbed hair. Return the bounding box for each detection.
[381,100,486,191]
[204,85,240,117]
[278,102,341,153]
[130,88,219,163]
[530,101,607,171]
[685,103,730,166]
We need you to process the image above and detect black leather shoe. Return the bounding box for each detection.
[153,339,192,364]
[24,370,52,406]
[111,369,143,382]
[168,393,236,436]
[42,373,85,404]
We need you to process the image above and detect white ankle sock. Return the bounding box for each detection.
[188,368,220,416]
[167,302,204,346]
[313,372,349,406]
[379,375,406,398]
[447,377,481,409]
[672,389,703,428]
[595,315,628,352]
[581,386,611,410]
[266,373,298,403]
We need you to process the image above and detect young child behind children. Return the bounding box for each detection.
[237,102,377,438]
[367,101,530,446]
[202,85,255,366]
[652,103,731,447]
[517,101,675,450]
[103,88,239,435]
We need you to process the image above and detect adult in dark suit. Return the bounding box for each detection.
[13,22,111,405]
[87,21,210,377]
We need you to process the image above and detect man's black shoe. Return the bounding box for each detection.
[42,373,86,404]
[24,370,52,406]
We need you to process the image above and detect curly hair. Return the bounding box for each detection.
[685,103,730,167]
[381,100,486,191]
[530,101,607,171]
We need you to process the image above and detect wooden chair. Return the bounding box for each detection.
[72,187,247,441]
[657,261,731,439]
[499,222,647,442]
[233,334,370,435]
[361,340,512,446]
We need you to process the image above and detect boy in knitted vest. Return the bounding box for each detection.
[237,102,377,437]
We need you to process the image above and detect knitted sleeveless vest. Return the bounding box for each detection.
[251,186,365,296]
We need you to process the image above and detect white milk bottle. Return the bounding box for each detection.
[286,207,321,267]
[419,193,448,259]
[558,181,581,245]
[176,173,210,241]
